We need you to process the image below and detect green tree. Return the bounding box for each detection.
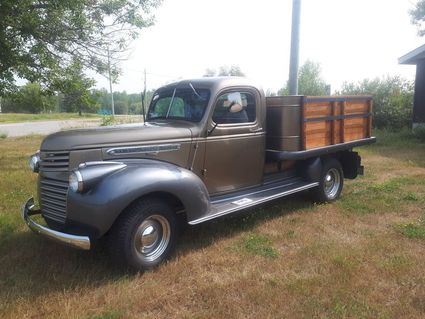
[218,65,245,77]
[2,82,57,113]
[55,59,96,115]
[410,0,425,36]
[0,0,161,94]
[339,76,414,130]
[204,65,245,77]
[279,60,327,96]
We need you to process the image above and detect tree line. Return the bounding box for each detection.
[1,84,154,116]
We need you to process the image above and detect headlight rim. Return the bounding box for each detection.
[29,151,41,173]
[69,170,84,193]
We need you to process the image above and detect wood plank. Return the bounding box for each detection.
[331,101,337,145]
[345,101,369,114]
[305,121,332,149]
[341,101,346,143]
[304,102,332,118]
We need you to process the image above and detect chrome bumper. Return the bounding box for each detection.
[21,197,91,250]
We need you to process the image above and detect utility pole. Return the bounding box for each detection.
[288,0,301,95]
[107,46,115,116]
[141,68,147,122]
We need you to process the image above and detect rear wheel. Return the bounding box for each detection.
[109,198,178,271]
[312,158,344,203]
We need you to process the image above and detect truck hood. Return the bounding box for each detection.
[40,122,194,151]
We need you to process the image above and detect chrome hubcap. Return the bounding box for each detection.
[324,168,341,199]
[134,215,170,262]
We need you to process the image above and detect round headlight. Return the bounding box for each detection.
[29,152,40,173]
[69,170,83,193]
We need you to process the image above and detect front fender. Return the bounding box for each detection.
[67,159,210,238]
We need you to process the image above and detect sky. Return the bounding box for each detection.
[95,0,424,94]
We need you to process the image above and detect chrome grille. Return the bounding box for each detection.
[40,177,69,224]
[40,151,70,172]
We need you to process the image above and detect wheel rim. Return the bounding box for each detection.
[133,215,171,263]
[324,168,341,199]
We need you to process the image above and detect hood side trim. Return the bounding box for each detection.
[107,143,181,156]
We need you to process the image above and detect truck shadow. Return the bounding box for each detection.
[0,192,313,305]
[0,232,127,306]
[177,192,314,256]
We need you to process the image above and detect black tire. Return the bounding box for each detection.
[311,158,344,203]
[108,197,178,271]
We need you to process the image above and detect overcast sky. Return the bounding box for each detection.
[95,0,424,94]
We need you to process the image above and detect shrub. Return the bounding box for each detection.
[101,115,114,126]
[413,125,425,142]
[339,76,414,130]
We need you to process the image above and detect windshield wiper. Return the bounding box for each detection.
[165,87,177,119]
[189,82,201,99]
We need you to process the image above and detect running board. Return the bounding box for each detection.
[188,181,319,225]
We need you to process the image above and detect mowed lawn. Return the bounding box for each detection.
[0,131,425,319]
[0,113,100,123]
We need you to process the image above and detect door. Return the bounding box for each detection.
[203,89,265,194]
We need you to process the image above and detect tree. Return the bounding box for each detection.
[56,59,96,115]
[279,60,327,96]
[0,0,161,94]
[1,82,57,113]
[203,65,245,77]
[339,76,414,130]
[218,65,245,77]
[410,0,425,36]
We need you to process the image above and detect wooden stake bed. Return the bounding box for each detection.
[302,96,373,150]
[265,95,373,153]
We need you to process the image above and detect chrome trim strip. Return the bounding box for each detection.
[195,131,265,142]
[106,144,181,156]
[78,161,127,168]
[188,182,319,225]
[22,198,91,250]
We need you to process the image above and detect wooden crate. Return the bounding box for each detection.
[302,96,373,150]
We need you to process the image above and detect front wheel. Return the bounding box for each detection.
[108,198,178,271]
[311,158,344,203]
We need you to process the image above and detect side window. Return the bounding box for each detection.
[212,92,256,124]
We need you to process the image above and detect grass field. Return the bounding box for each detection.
[0,130,425,318]
[0,113,100,123]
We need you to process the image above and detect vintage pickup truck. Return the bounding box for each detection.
[22,77,375,270]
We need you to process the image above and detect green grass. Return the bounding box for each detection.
[239,233,279,258]
[0,132,7,139]
[0,112,100,123]
[0,129,425,318]
[395,220,425,240]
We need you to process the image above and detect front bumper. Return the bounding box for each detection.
[21,197,91,250]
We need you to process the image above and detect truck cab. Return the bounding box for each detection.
[22,77,375,270]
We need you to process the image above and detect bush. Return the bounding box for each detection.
[101,115,114,126]
[413,125,425,142]
[339,76,414,130]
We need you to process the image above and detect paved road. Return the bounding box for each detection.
[0,119,101,137]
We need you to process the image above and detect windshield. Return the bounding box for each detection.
[147,88,210,122]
